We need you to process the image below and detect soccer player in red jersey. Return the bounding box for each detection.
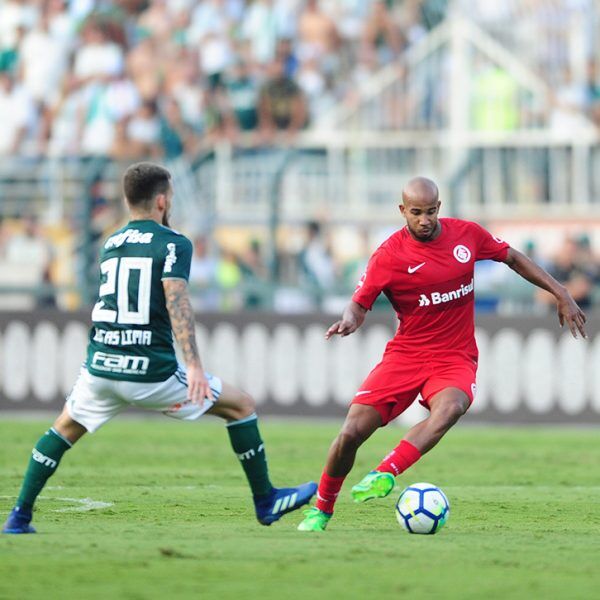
[298,176,587,532]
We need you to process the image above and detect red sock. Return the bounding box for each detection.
[315,471,346,514]
[376,440,422,477]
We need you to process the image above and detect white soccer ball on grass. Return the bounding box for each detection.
[395,482,450,534]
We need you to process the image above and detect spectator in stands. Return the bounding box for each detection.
[0,24,24,74]
[110,119,138,160]
[78,83,120,156]
[241,0,294,66]
[258,57,308,143]
[159,96,197,159]
[126,99,161,157]
[239,239,269,308]
[296,55,326,118]
[126,33,162,101]
[360,0,403,65]
[4,215,55,308]
[216,247,243,310]
[537,236,598,310]
[471,63,519,131]
[223,60,259,136]
[189,235,219,310]
[298,0,340,70]
[199,29,233,90]
[19,7,69,107]
[299,220,336,297]
[584,59,600,127]
[0,0,38,50]
[165,48,205,133]
[275,38,299,78]
[0,70,35,156]
[73,18,124,88]
[550,66,589,133]
[137,0,175,44]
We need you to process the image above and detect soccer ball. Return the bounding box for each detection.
[395,482,450,534]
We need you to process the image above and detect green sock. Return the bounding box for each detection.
[226,414,274,498]
[16,428,72,511]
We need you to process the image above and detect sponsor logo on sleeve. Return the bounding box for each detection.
[355,271,366,292]
[164,243,178,273]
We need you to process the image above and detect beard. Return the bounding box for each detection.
[408,220,439,241]
[162,212,170,228]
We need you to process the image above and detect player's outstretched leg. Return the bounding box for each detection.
[2,409,86,534]
[208,382,317,526]
[351,389,469,504]
[298,404,381,532]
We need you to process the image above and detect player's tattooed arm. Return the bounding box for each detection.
[163,278,214,403]
[504,247,587,339]
[325,301,368,339]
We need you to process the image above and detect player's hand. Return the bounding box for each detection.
[185,363,214,405]
[557,294,587,339]
[325,318,358,339]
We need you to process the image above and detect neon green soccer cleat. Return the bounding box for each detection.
[297,507,332,532]
[351,470,395,503]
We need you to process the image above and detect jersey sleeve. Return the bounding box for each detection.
[471,223,510,262]
[161,236,193,281]
[352,247,391,310]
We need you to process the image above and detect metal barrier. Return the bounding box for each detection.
[1,310,598,424]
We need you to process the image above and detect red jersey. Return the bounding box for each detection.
[352,218,510,360]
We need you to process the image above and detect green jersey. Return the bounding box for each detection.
[86,219,193,382]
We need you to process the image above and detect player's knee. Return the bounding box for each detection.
[238,391,256,417]
[229,390,255,421]
[438,396,469,425]
[336,427,366,453]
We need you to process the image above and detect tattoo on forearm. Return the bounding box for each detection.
[164,280,200,365]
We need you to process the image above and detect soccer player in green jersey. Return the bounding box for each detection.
[3,162,316,534]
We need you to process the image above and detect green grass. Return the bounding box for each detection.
[1,419,600,600]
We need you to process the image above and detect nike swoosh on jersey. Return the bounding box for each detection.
[408,262,426,273]
[355,390,372,396]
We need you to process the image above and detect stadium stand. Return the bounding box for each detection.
[1,0,599,311]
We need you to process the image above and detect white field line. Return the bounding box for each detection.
[0,494,114,512]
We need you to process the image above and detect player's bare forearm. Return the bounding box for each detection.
[504,248,587,338]
[163,278,202,367]
[163,278,213,403]
[504,248,564,298]
[325,301,367,339]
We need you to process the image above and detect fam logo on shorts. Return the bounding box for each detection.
[453,245,471,263]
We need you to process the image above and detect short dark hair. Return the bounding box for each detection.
[123,162,171,207]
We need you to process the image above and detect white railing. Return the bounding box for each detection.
[3,137,600,230]
[2,13,600,226]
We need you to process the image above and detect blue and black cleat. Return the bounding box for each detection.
[2,507,36,534]
[254,481,318,526]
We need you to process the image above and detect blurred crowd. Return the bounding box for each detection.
[0,0,446,159]
[1,0,599,158]
[2,0,600,313]
[1,204,600,313]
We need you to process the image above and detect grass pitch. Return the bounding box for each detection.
[1,419,600,600]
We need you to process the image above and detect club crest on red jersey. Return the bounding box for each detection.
[453,245,471,263]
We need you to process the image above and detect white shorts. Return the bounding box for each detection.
[66,365,223,433]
